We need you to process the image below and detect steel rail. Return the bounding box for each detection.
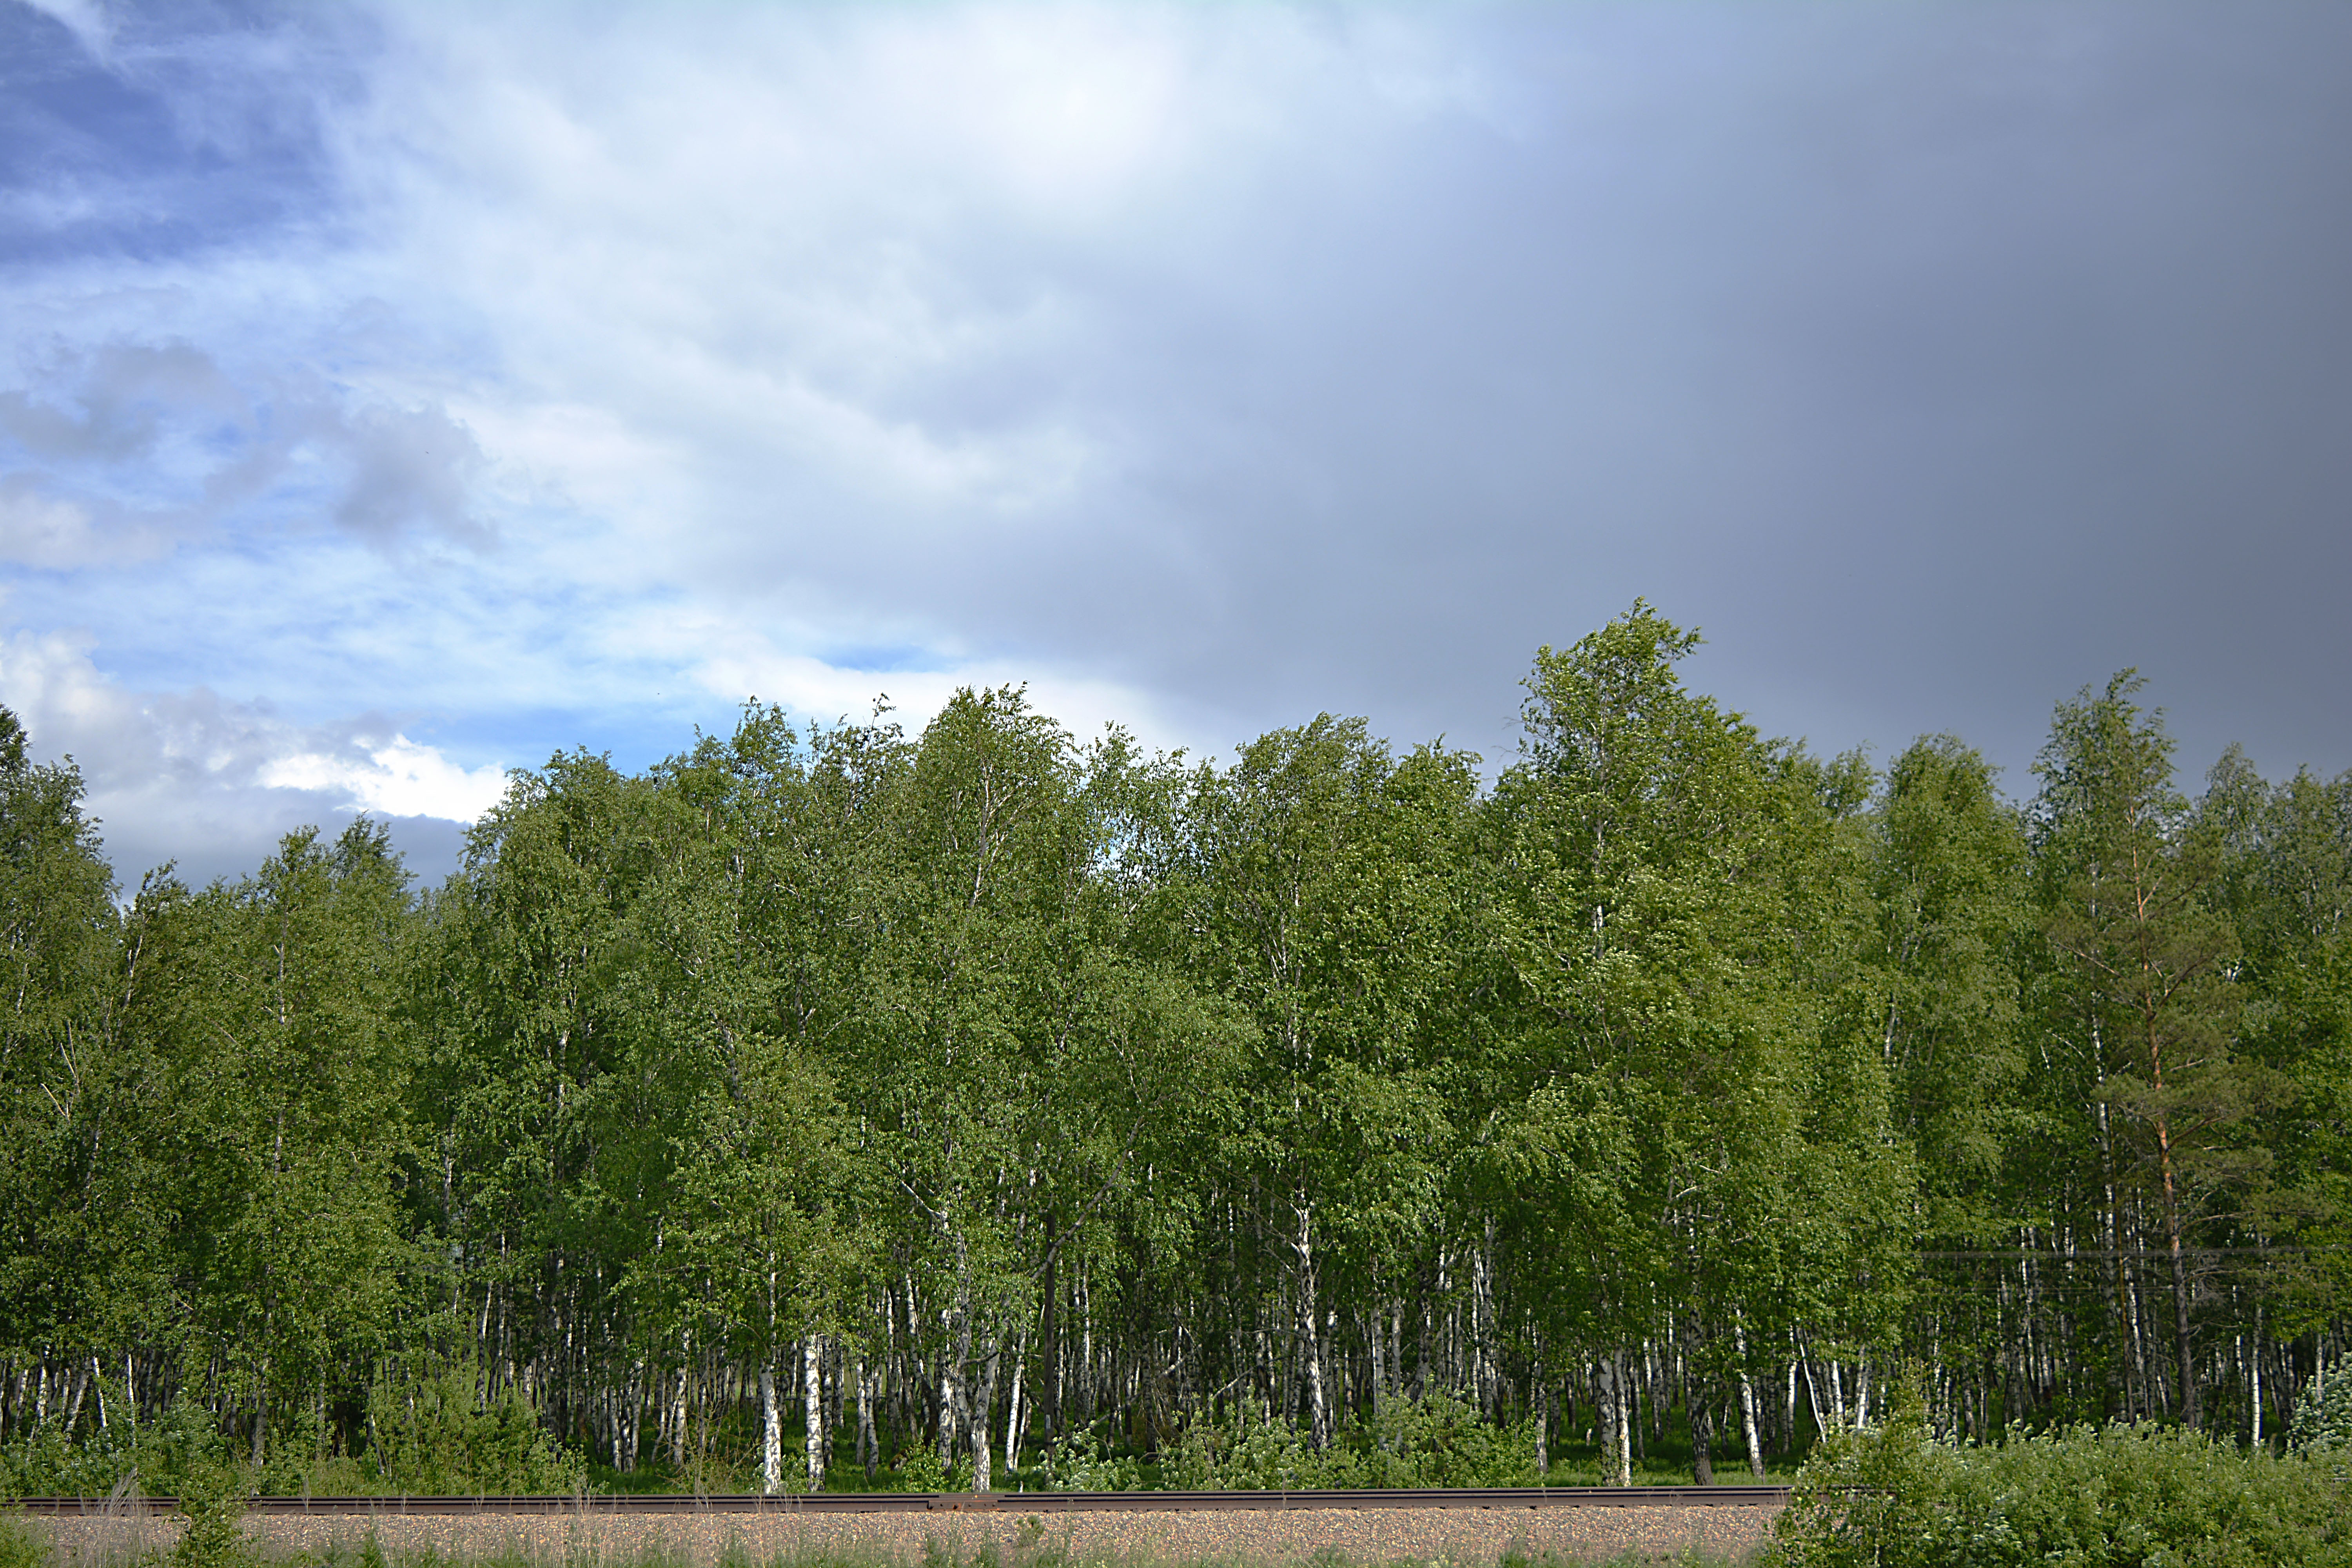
[12,1487,1790,1517]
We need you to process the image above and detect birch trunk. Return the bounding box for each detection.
[858,1358,877,1480]
[973,1337,1002,1494]
[804,1336,828,1493]
[1004,1330,1029,1479]
[760,1364,783,1494]
[2249,1304,2263,1446]
[1532,1364,1549,1479]
[1731,1318,1766,1478]
[1596,1353,1632,1486]
[1293,1195,1330,1448]
[670,1352,690,1470]
[1737,1369,1766,1479]
[1690,1394,1715,1486]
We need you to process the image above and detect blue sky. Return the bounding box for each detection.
[5,0,2351,885]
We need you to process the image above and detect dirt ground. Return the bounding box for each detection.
[28,1501,1780,1567]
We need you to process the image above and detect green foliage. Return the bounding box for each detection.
[0,1416,140,1499]
[1769,1387,2352,1568]
[142,1400,252,1568]
[0,1515,42,1568]
[366,1363,585,1495]
[893,1445,944,1491]
[1040,1426,1143,1492]
[1350,1394,1544,1488]
[1162,1394,1540,1491]
[5,620,2351,1501]
[2287,1362,2352,1472]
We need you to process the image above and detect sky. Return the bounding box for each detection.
[4,0,2349,888]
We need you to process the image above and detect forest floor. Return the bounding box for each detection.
[24,1502,1776,1567]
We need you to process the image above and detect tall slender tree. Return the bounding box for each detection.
[2033,673,2249,1428]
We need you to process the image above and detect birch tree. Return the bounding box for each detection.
[0,709,140,1416]
[855,688,1234,1490]
[2034,673,2251,1429]
[1187,717,1475,1448]
[145,822,418,1465]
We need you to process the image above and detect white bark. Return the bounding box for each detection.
[1731,1317,1765,1479]
[670,1345,690,1470]
[1738,1370,1766,1479]
[973,1338,1001,1494]
[1596,1353,1632,1486]
[1004,1332,1028,1480]
[858,1357,877,1479]
[1533,1367,1550,1479]
[804,1336,828,1493]
[2250,1306,2264,1445]
[760,1364,783,1494]
[1294,1196,1330,1448]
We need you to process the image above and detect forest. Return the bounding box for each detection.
[1,603,2346,1497]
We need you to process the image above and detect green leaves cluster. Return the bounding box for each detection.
[365,1360,586,1495]
[2287,1364,2352,1470]
[1769,1393,2351,1568]
[1162,1392,1541,1490]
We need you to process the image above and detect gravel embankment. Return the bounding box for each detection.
[29,1502,1779,1567]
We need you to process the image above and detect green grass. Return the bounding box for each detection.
[4,1515,1756,1568]
[266,1537,1749,1568]
[0,1515,45,1568]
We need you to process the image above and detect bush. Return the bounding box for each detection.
[1040,1426,1143,1492]
[2288,1361,2352,1475]
[1354,1392,1543,1488]
[1160,1392,1540,1491]
[0,1418,142,1499]
[145,1401,252,1568]
[0,1515,43,1568]
[366,1361,586,1496]
[1767,1385,2352,1568]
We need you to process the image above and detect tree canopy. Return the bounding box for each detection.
[2,607,2344,1495]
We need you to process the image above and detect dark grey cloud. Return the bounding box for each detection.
[682,2,2352,790]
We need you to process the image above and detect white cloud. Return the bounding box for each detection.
[0,617,504,882]
[0,483,106,568]
[682,630,1189,758]
[258,735,508,822]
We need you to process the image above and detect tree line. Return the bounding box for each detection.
[2,603,2345,1493]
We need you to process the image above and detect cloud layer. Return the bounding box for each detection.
[5,0,2350,884]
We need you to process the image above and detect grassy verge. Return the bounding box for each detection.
[4,1513,1753,1568]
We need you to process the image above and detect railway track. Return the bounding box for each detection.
[11,1487,1788,1517]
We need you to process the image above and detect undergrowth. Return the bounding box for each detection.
[15,1534,1749,1568]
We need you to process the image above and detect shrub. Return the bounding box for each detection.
[1160,1392,1539,1491]
[0,1417,142,1499]
[1767,1385,2352,1568]
[366,1360,586,1496]
[145,1401,252,1568]
[0,1515,43,1568]
[1354,1392,1542,1488]
[2288,1361,2352,1475]
[1039,1426,1143,1493]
